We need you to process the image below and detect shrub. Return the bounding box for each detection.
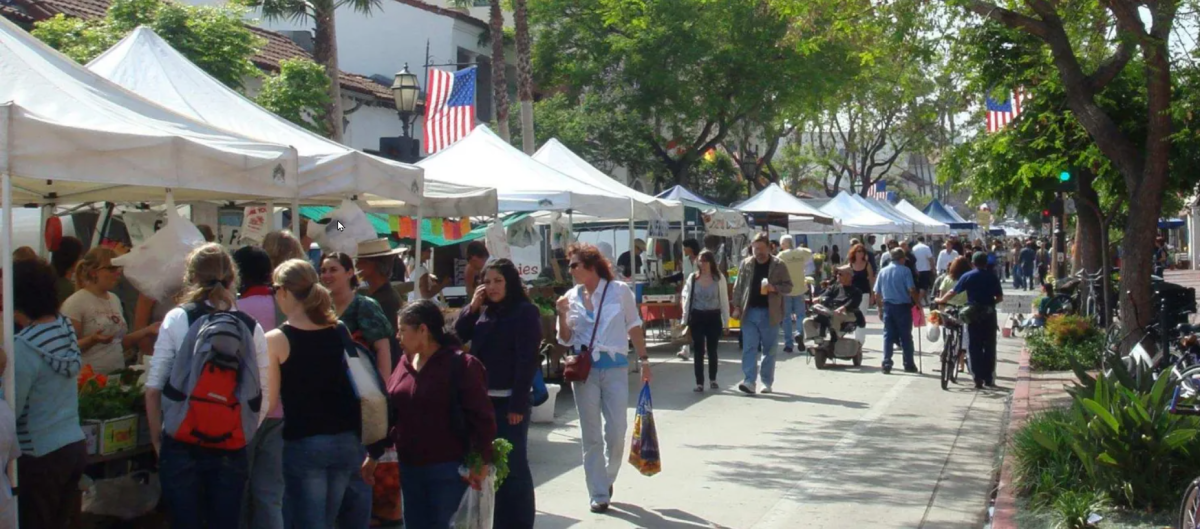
[1044,314,1099,346]
[1011,408,1090,509]
[1025,329,1104,371]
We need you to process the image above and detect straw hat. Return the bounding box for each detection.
[356,238,403,259]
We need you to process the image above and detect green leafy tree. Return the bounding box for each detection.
[255,58,332,136]
[940,0,1187,346]
[530,0,859,193]
[32,0,262,90]
[253,0,382,142]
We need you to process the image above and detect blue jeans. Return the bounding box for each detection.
[159,437,249,529]
[882,303,915,370]
[782,295,806,348]
[493,398,535,529]
[282,432,371,529]
[241,418,284,529]
[400,461,468,529]
[741,307,779,387]
[1021,264,1035,290]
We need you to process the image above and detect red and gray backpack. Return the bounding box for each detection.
[161,304,262,450]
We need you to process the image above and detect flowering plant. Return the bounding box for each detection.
[77,365,143,421]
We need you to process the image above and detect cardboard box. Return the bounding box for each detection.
[82,421,100,455]
[98,415,138,456]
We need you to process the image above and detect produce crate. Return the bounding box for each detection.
[98,415,139,456]
[643,294,677,303]
[82,421,100,456]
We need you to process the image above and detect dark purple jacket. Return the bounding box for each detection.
[455,300,542,412]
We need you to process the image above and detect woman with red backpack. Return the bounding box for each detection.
[145,244,270,529]
[266,258,372,529]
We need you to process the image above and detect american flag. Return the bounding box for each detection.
[868,180,888,200]
[986,89,1026,133]
[423,66,478,154]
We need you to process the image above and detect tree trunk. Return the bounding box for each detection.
[514,0,535,154]
[489,0,511,142]
[1075,170,1104,276]
[313,7,344,142]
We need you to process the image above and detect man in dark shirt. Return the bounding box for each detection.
[617,239,646,279]
[938,251,1003,389]
[803,266,862,343]
[1018,240,1037,291]
[356,239,404,330]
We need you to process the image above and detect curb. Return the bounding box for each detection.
[991,346,1032,529]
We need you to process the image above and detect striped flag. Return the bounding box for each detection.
[423,66,478,154]
[986,88,1026,133]
[868,180,888,200]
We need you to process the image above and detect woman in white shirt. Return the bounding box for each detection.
[144,244,269,529]
[61,248,158,374]
[555,243,652,515]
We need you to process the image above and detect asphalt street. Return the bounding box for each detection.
[528,290,1029,529]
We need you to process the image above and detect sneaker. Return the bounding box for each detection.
[738,383,755,395]
[676,351,690,360]
[590,501,610,514]
[974,381,984,390]
[761,386,773,394]
[904,366,919,374]
[694,385,704,393]
[882,366,892,374]
[783,346,794,354]
[710,381,720,390]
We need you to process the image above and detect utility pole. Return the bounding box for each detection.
[1052,170,1072,280]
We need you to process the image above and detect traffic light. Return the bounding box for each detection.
[1042,209,1051,222]
[1057,169,1074,192]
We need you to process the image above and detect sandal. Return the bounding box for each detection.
[693,385,704,392]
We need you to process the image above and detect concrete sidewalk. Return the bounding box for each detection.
[529,306,1020,528]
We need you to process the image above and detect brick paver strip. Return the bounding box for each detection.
[992,346,1032,529]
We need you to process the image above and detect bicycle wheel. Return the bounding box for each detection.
[950,330,962,383]
[1178,477,1200,529]
[1174,365,1200,398]
[941,339,952,390]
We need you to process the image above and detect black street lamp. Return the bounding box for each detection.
[389,64,421,162]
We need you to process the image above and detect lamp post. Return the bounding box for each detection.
[741,145,759,198]
[390,64,421,162]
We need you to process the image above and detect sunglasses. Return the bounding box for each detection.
[270,284,282,296]
[101,265,123,272]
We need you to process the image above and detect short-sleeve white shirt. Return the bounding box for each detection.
[557,279,643,361]
[912,243,934,272]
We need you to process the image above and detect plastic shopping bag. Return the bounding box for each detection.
[450,468,495,529]
[308,200,377,257]
[628,382,661,477]
[112,205,204,303]
[82,471,160,520]
[911,305,927,328]
[927,324,941,343]
[371,450,402,525]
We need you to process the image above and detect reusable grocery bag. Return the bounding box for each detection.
[450,469,495,529]
[628,382,661,476]
[112,202,205,303]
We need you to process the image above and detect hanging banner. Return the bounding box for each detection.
[701,210,751,237]
[218,209,243,248]
[648,218,670,238]
[239,206,272,245]
[486,221,513,260]
[430,218,444,238]
[388,215,400,235]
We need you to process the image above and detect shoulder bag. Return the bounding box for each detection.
[563,282,610,383]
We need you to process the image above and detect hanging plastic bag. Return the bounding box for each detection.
[927,324,941,343]
[450,468,495,529]
[911,305,927,328]
[82,471,160,520]
[308,200,377,257]
[112,202,204,303]
[628,382,661,477]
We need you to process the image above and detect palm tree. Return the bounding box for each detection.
[513,0,533,153]
[255,0,382,142]
[488,0,511,141]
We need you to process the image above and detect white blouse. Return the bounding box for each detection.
[557,279,643,362]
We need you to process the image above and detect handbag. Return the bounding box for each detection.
[673,276,697,345]
[563,282,610,383]
[335,323,389,445]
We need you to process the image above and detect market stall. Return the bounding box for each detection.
[895,199,952,235]
[816,191,909,233]
[923,199,978,231]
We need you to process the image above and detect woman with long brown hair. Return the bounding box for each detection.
[680,250,730,392]
[266,259,371,529]
[555,243,651,513]
[846,243,874,312]
[320,252,393,380]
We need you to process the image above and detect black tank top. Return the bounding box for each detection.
[279,325,360,441]
[852,267,870,293]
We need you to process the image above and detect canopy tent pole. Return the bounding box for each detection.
[628,210,636,278]
[567,210,574,247]
[290,198,300,236]
[414,205,424,281]
[265,200,275,232]
[1,105,16,517]
[37,205,51,258]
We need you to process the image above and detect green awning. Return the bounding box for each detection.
[298,208,530,248]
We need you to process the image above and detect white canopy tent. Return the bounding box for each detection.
[533,139,682,222]
[87,27,497,219]
[851,194,916,233]
[895,200,951,235]
[815,191,908,233]
[735,183,834,225]
[1,15,303,457]
[416,126,631,216]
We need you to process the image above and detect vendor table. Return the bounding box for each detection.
[639,302,682,341]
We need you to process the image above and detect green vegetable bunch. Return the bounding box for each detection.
[78,382,144,421]
[465,438,515,492]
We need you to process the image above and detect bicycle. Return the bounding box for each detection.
[1170,388,1200,529]
[935,306,965,391]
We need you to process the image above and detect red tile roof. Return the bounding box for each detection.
[390,0,487,30]
[10,0,393,105]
